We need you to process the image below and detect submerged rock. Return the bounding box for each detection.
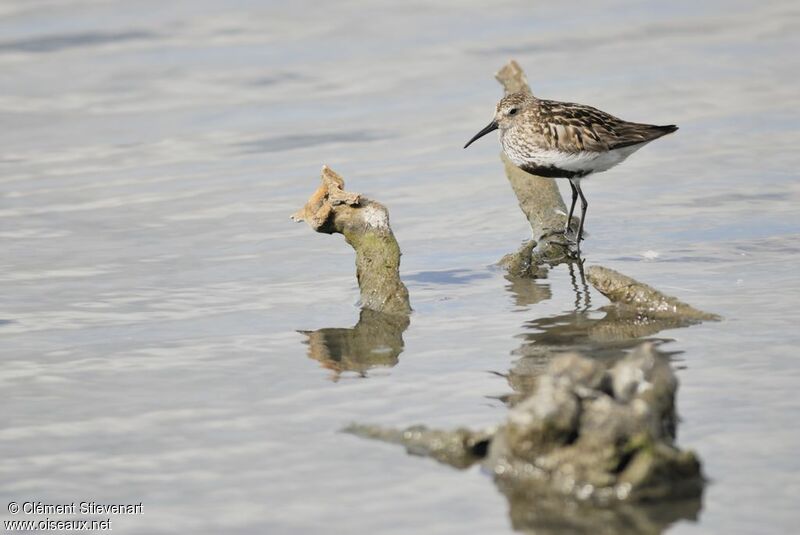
[344,423,492,470]
[347,344,703,509]
[587,266,720,322]
[489,345,702,504]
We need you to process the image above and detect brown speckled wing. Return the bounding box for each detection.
[536,99,677,153]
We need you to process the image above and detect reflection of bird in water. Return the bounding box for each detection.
[498,265,689,403]
[506,306,686,401]
[299,309,410,381]
[568,260,591,311]
[465,91,677,250]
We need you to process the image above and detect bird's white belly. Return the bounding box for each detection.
[505,142,646,176]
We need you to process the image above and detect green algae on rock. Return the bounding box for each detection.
[587,266,720,322]
[292,165,411,316]
[489,345,703,505]
[345,423,492,470]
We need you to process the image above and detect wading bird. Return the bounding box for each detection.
[464,91,677,251]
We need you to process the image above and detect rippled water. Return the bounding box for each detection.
[1,1,799,533]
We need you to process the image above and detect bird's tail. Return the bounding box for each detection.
[639,124,678,144]
[611,123,679,149]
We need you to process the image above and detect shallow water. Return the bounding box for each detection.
[1,1,799,533]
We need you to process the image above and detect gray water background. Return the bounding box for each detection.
[1,0,799,533]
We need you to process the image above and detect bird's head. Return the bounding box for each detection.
[464,91,534,149]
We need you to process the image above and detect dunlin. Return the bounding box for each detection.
[464,91,677,250]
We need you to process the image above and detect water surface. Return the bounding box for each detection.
[1,1,799,533]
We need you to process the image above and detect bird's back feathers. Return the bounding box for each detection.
[530,98,678,153]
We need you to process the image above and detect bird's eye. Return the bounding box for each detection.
[508,108,518,116]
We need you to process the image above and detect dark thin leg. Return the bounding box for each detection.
[566,180,578,234]
[575,181,588,247]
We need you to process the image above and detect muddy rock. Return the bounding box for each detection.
[487,345,702,503]
[587,266,720,321]
[293,165,411,315]
[345,423,492,470]
[505,374,581,461]
[349,344,703,505]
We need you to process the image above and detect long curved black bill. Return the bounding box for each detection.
[463,120,498,149]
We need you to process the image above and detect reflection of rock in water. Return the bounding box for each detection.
[503,485,701,535]
[503,264,713,402]
[508,307,688,399]
[300,309,410,379]
[505,273,553,308]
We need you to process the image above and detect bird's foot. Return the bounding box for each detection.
[539,228,584,258]
[547,239,572,248]
[540,228,567,240]
[537,228,570,247]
